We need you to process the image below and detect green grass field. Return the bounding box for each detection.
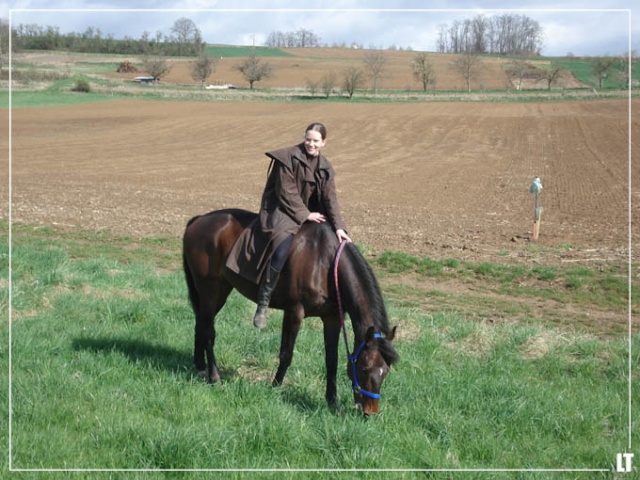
[205,45,294,58]
[1,221,637,479]
[549,57,640,90]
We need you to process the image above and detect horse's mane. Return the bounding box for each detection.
[337,237,399,366]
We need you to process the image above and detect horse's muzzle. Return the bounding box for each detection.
[355,396,380,416]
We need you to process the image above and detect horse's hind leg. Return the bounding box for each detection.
[194,280,232,383]
[273,306,303,386]
[194,301,218,383]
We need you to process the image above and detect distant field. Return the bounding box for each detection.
[164,48,569,91]
[11,48,639,92]
[205,44,295,58]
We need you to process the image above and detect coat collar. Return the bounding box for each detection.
[267,144,331,171]
[291,143,331,171]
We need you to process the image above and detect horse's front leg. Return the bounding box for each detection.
[273,306,303,386]
[322,316,341,411]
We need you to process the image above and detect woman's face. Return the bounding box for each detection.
[303,130,326,157]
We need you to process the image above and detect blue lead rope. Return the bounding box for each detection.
[333,240,383,400]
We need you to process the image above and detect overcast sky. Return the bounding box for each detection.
[3,0,638,57]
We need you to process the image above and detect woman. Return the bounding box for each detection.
[253,122,352,329]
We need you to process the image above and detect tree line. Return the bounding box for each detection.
[264,27,413,51]
[436,13,543,56]
[265,28,321,48]
[8,17,204,57]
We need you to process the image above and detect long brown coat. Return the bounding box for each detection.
[225,143,347,284]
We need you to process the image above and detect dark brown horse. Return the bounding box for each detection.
[182,208,398,415]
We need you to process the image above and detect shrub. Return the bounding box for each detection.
[72,78,91,93]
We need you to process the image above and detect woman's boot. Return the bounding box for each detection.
[253,267,280,329]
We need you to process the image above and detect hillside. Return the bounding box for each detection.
[89,48,588,92]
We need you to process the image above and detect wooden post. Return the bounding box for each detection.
[530,177,543,240]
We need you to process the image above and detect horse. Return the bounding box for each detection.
[182,208,398,415]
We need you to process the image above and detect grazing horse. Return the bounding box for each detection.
[182,209,398,415]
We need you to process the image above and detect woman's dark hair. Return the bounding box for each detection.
[306,122,327,140]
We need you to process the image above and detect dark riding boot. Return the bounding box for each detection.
[253,267,280,329]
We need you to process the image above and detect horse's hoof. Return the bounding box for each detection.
[194,369,220,384]
[328,401,343,415]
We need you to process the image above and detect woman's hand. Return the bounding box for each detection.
[307,212,326,223]
[336,229,352,243]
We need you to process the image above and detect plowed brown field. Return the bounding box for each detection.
[3,98,637,270]
[101,48,584,91]
[161,49,514,90]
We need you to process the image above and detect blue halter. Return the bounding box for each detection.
[334,240,383,401]
[349,333,383,399]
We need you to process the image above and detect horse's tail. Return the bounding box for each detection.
[183,215,202,314]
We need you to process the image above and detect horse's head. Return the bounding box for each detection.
[348,326,398,416]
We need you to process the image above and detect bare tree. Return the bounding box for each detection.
[411,52,436,91]
[171,17,202,56]
[440,13,542,55]
[190,51,218,86]
[342,66,365,98]
[471,15,490,53]
[506,58,534,91]
[320,71,337,98]
[591,56,617,89]
[142,56,173,85]
[452,51,482,92]
[296,28,320,48]
[448,19,463,53]
[612,50,638,88]
[363,50,387,92]
[265,28,320,48]
[265,31,282,47]
[436,23,448,53]
[539,66,563,90]
[306,78,320,96]
[234,52,273,89]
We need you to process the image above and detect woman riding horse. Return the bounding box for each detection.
[226,122,352,329]
[183,211,398,414]
[185,122,397,414]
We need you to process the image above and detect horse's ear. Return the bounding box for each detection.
[365,326,376,342]
[386,326,397,342]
